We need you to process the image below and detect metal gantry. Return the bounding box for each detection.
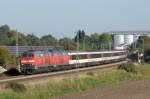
[110,31,150,35]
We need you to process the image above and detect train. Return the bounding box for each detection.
[20,50,126,74]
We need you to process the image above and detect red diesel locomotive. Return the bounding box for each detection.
[20,50,126,74]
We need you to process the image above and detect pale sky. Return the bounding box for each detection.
[0,0,150,38]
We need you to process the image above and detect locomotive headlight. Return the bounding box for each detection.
[28,60,35,62]
[21,60,35,63]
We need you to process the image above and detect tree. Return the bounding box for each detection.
[90,33,100,50]
[74,30,85,43]
[9,31,28,46]
[0,25,10,45]
[59,37,76,50]
[0,25,10,34]
[18,33,28,46]
[26,34,40,46]
[99,33,112,50]
[40,34,58,46]
[0,47,13,67]
[0,33,9,45]
[90,33,99,43]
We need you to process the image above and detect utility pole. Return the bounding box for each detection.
[76,31,79,75]
[16,30,19,57]
[142,35,144,62]
[83,35,85,51]
[16,30,20,71]
[109,42,111,51]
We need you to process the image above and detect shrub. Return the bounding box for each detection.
[5,82,26,92]
[86,72,95,76]
[118,63,136,73]
[0,47,13,67]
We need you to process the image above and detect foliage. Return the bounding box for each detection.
[118,63,136,73]
[74,30,85,43]
[0,47,13,67]
[136,36,150,62]
[59,37,76,50]
[0,25,113,51]
[86,72,95,76]
[0,25,11,45]
[99,33,112,44]
[0,25,10,33]
[144,36,150,50]
[5,82,26,92]
[90,33,100,50]
[90,33,99,42]
[26,34,40,46]
[40,34,58,46]
[99,33,112,50]
[0,33,9,45]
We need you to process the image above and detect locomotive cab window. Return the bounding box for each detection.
[22,52,34,58]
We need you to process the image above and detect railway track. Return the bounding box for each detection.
[0,61,127,83]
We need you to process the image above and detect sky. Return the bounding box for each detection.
[0,0,150,38]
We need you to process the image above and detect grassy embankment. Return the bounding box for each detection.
[0,63,150,99]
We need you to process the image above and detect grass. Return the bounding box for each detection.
[5,82,26,92]
[0,63,150,99]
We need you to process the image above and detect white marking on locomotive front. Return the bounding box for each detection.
[21,60,35,63]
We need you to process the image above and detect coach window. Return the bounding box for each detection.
[99,54,102,57]
[80,54,86,59]
[72,54,86,60]
[113,53,117,56]
[111,53,114,56]
[121,52,124,55]
[72,55,77,60]
[91,54,99,58]
[104,53,110,57]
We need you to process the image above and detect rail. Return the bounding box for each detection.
[0,61,127,83]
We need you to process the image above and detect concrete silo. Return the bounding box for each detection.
[113,35,124,49]
[124,35,133,45]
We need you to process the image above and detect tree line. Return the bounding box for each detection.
[0,25,112,51]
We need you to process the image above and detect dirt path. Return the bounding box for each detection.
[57,80,150,99]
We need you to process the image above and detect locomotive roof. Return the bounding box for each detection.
[23,49,68,53]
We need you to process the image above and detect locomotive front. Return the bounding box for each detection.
[20,51,36,74]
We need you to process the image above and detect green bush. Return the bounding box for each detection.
[5,82,26,92]
[0,47,13,67]
[118,63,136,73]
